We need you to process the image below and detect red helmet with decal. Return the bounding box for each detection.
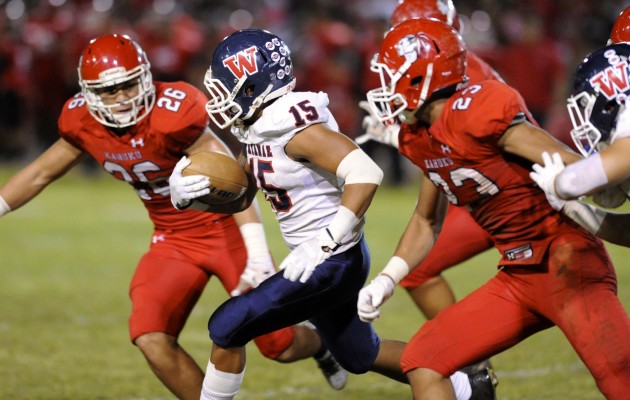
[610,6,630,44]
[390,0,461,31]
[78,34,155,128]
[366,18,468,123]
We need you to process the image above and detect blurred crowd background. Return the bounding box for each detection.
[0,0,627,184]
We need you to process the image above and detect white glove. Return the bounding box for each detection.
[530,152,564,197]
[355,101,400,148]
[357,274,395,323]
[230,253,276,296]
[541,190,567,211]
[280,228,339,283]
[169,156,211,210]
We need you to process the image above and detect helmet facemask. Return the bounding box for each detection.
[567,91,602,156]
[367,52,434,124]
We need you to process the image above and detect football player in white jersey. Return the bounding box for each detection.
[168,28,496,400]
[529,42,630,247]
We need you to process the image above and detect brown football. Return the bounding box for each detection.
[182,151,248,205]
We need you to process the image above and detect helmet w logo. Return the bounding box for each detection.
[590,62,629,100]
[223,46,259,79]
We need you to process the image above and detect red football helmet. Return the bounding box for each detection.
[610,6,630,44]
[390,0,461,31]
[366,18,468,123]
[78,34,155,128]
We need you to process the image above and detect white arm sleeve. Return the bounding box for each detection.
[336,149,384,185]
[555,153,609,199]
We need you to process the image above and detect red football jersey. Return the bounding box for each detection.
[399,80,580,266]
[58,81,227,230]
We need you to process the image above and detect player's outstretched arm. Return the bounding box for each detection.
[231,197,276,296]
[279,123,383,283]
[358,175,442,322]
[0,138,84,217]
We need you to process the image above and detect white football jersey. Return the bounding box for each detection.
[232,91,364,251]
[612,104,630,143]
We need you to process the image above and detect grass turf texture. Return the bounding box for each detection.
[1,165,628,399]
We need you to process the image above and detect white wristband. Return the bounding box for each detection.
[239,222,269,258]
[556,153,609,198]
[327,205,359,243]
[381,256,410,285]
[0,195,10,217]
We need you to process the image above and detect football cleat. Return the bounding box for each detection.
[460,359,494,375]
[315,349,348,390]
[468,367,498,400]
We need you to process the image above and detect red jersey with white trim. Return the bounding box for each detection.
[58,81,227,230]
[399,80,585,266]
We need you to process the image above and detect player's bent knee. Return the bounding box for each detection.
[337,357,372,375]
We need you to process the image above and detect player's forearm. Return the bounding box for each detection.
[233,197,261,224]
[0,167,53,213]
[381,213,435,284]
[597,211,630,247]
[339,183,379,219]
[562,200,630,247]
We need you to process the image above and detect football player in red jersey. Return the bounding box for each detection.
[357,18,630,399]
[0,34,347,399]
[357,0,499,336]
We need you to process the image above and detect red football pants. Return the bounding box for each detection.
[128,216,293,359]
[402,232,630,399]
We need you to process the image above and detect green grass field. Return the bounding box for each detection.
[1,165,628,399]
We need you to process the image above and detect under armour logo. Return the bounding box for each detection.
[131,138,145,148]
[441,144,451,154]
[152,234,165,244]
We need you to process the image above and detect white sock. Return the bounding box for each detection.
[450,371,472,400]
[201,360,245,400]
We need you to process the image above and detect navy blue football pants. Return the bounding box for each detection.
[207,237,380,374]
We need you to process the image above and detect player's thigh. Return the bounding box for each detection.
[542,236,630,392]
[129,247,208,341]
[401,272,550,376]
[202,217,248,292]
[209,239,370,347]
